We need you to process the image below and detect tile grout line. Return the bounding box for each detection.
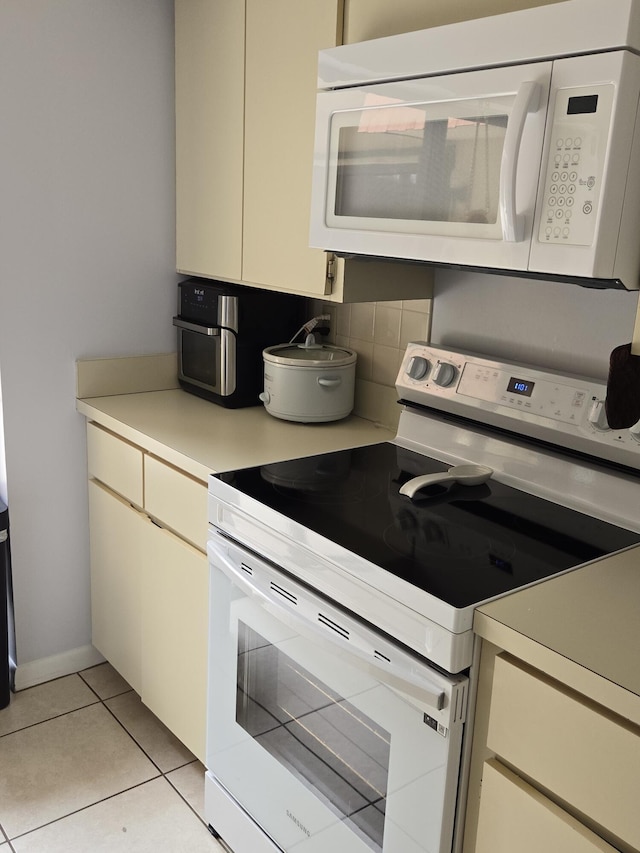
[98,696,209,826]
[99,694,177,777]
[95,688,210,832]
[2,696,202,843]
[0,698,102,741]
[4,778,165,845]
[0,666,210,845]
[0,670,108,740]
[163,770,208,828]
[88,681,209,829]
[0,698,160,844]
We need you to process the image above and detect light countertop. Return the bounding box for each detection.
[475,544,640,725]
[77,389,394,482]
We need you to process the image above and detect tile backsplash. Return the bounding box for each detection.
[312,298,432,428]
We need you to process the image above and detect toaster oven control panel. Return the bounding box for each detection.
[397,342,640,470]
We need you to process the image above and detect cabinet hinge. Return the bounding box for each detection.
[326,253,336,286]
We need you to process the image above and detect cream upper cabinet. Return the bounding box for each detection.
[175,0,340,297]
[242,0,341,296]
[343,0,564,43]
[175,0,245,282]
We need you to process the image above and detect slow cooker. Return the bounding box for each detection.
[259,342,357,422]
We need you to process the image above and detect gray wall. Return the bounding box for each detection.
[431,269,640,379]
[0,1,177,668]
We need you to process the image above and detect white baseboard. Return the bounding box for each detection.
[14,645,106,691]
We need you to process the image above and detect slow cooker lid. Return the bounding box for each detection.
[264,343,356,365]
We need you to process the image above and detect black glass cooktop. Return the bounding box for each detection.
[216,443,640,609]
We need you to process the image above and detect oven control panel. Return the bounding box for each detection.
[397,342,640,470]
[456,361,589,425]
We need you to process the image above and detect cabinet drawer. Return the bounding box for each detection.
[144,455,207,551]
[476,759,617,853]
[87,422,143,507]
[487,654,640,850]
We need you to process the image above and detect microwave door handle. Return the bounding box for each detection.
[499,80,540,242]
[172,317,221,336]
[212,542,447,712]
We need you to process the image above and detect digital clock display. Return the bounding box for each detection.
[507,377,534,397]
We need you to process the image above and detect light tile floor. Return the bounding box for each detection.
[0,663,225,852]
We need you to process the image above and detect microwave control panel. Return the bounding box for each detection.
[537,83,614,248]
[397,343,640,471]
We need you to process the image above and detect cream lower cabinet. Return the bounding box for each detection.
[465,648,640,853]
[88,480,146,695]
[141,522,208,762]
[87,422,208,762]
[476,759,617,853]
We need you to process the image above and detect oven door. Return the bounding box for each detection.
[173,318,236,397]
[206,533,468,853]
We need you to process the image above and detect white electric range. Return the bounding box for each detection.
[204,343,640,853]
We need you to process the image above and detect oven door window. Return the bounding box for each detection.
[237,621,390,850]
[208,558,466,853]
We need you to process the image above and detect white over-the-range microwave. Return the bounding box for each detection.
[309,0,640,290]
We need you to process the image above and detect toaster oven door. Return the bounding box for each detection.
[174,318,236,397]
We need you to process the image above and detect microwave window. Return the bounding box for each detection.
[334,101,508,226]
[236,622,391,852]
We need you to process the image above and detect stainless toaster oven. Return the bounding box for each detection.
[173,279,304,408]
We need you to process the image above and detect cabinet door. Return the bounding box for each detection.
[242,0,341,296]
[88,480,147,694]
[476,759,617,853]
[343,0,564,43]
[175,0,245,280]
[141,522,209,762]
[487,654,640,850]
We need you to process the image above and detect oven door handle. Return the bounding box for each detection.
[213,543,448,713]
[172,317,221,336]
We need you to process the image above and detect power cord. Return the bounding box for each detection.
[289,314,331,344]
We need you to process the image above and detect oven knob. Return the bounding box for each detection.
[406,355,430,381]
[432,361,457,387]
[588,398,610,432]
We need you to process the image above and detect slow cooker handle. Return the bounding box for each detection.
[318,376,342,388]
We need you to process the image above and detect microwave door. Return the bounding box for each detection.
[310,62,552,271]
